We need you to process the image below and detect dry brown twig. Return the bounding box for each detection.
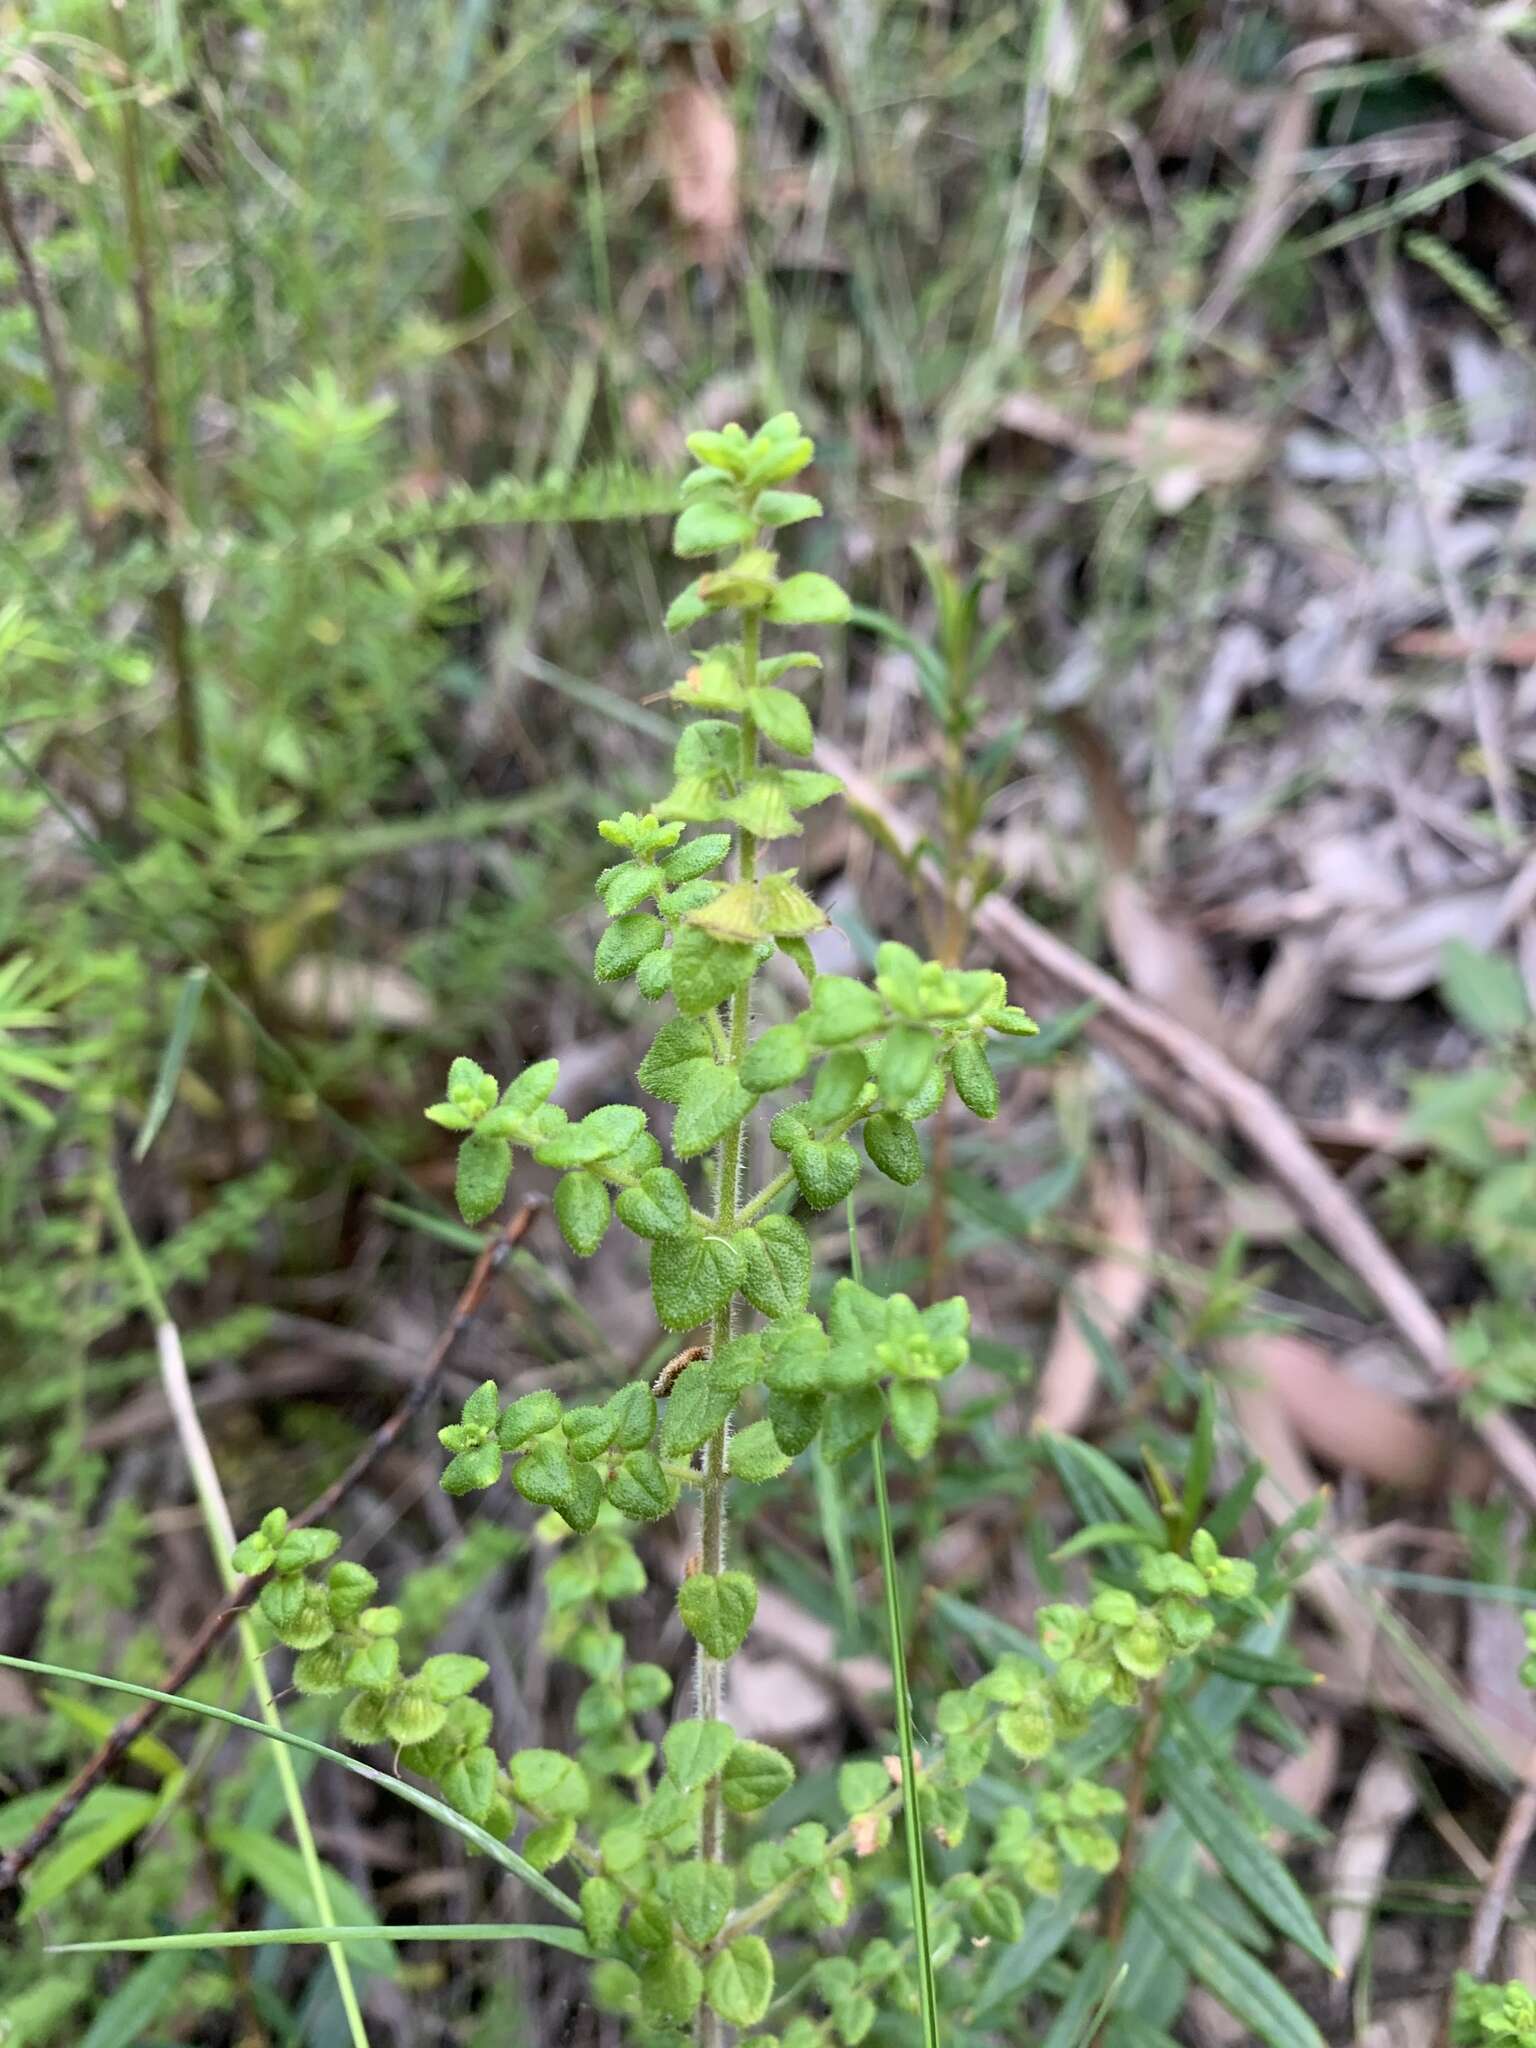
[821,741,1536,1513]
[0,1197,542,1906]
[1461,1744,1536,1990]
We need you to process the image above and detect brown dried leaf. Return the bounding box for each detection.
[1328,1748,1419,1988]
[1032,1170,1153,1436]
[1223,1331,1448,1490]
[656,81,739,269]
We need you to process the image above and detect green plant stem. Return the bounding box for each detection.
[103,1172,373,2048]
[695,647,763,2048]
[855,1195,942,2048]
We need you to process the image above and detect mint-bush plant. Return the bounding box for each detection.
[232,420,1314,2044]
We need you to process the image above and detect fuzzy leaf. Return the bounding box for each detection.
[877,1024,937,1110]
[671,1860,736,1946]
[419,1654,488,1702]
[534,1104,647,1168]
[663,1718,738,1791]
[678,1571,757,1659]
[604,1380,658,1451]
[765,572,850,625]
[748,686,814,755]
[455,1131,512,1226]
[729,1419,792,1482]
[889,1382,940,1460]
[673,499,757,558]
[754,490,821,527]
[768,1388,823,1456]
[606,1451,675,1522]
[807,976,883,1045]
[672,1064,753,1160]
[616,1167,692,1241]
[651,1234,743,1332]
[663,833,733,884]
[720,1740,795,1814]
[671,927,759,1016]
[741,1022,810,1095]
[950,1038,1000,1119]
[736,1214,812,1317]
[595,914,666,984]
[441,1441,504,1496]
[659,1362,737,1458]
[707,1937,774,2026]
[864,1111,923,1185]
[790,1137,861,1211]
[554,1171,611,1256]
[809,1047,869,1123]
[821,1387,885,1463]
[637,1018,715,1104]
[498,1390,561,1449]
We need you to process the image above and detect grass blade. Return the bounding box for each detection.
[133,965,207,1160]
[51,1924,591,1957]
[0,1653,579,1919]
[851,1196,941,2048]
[1131,1878,1326,2048]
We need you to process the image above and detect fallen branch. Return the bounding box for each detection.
[0,1197,541,1903]
[823,742,1536,1513]
[1364,0,1536,146]
[1461,1744,1536,1987]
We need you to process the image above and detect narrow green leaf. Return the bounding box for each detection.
[1155,1757,1335,1970]
[79,1951,191,2048]
[0,1654,579,1919]
[134,966,208,1160]
[51,1923,591,1956]
[1131,1880,1326,2048]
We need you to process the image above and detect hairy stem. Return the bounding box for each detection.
[695,627,762,2048]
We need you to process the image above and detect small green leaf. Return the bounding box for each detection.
[720,1740,794,1814]
[748,686,815,755]
[790,1137,861,1211]
[678,1571,757,1659]
[616,1165,692,1240]
[876,1024,937,1110]
[673,499,758,558]
[455,1131,512,1227]
[498,1390,561,1448]
[663,833,733,884]
[821,1387,885,1463]
[509,1748,591,1817]
[838,1759,890,1814]
[659,1362,737,1458]
[741,1021,811,1094]
[534,1104,646,1168]
[754,490,821,527]
[582,1875,624,1949]
[765,572,850,626]
[950,1038,999,1118]
[671,1860,736,1946]
[736,1213,812,1317]
[641,1944,704,2025]
[1440,939,1531,1039]
[806,975,883,1045]
[864,1111,923,1184]
[889,1382,940,1459]
[419,1654,488,1703]
[554,1171,611,1256]
[638,1017,716,1103]
[809,1047,869,1123]
[663,1718,738,1791]
[729,1419,791,1482]
[707,1935,774,2026]
[606,1451,674,1522]
[604,1380,658,1451]
[650,1233,744,1332]
[595,913,666,984]
[441,1441,504,1496]
[769,1388,823,1456]
[673,1064,753,1160]
[671,927,759,1015]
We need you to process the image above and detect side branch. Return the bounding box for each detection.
[0,1198,540,1903]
